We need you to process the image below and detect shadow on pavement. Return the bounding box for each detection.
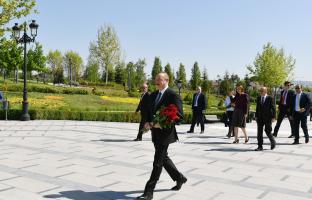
[205,148,254,152]
[91,139,135,142]
[44,189,171,200]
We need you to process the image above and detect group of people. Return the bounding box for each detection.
[224,81,312,151]
[133,73,311,200]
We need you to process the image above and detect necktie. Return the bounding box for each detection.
[195,94,199,106]
[283,91,287,105]
[155,92,162,105]
[261,97,265,105]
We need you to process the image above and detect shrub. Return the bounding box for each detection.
[0,109,196,123]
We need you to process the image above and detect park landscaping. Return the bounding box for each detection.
[0,79,225,123]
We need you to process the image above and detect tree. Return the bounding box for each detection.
[63,51,83,84]
[0,38,22,82]
[230,73,240,89]
[151,57,162,81]
[134,59,146,87]
[219,80,231,96]
[0,0,37,37]
[114,61,126,84]
[164,63,174,87]
[190,62,201,90]
[47,50,64,84]
[27,42,46,77]
[201,68,211,94]
[126,62,136,91]
[176,63,187,88]
[85,57,100,83]
[247,42,295,88]
[89,25,121,84]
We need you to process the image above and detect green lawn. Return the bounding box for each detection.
[4,91,228,114]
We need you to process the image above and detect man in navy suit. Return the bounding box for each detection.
[136,72,186,200]
[255,87,276,151]
[273,81,295,138]
[291,85,311,144]
[187,86,207,134]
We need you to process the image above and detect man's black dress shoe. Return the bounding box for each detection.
[305,138,309,144]
[254,147,263,151]
[200,131,204,134]
[292,141,299,145]
[288,135,294,138]
[136,193,153,200]
[171,176,187,191]
[133,138,142,141]
[186,130,194,133]
[270,139,276,150]
[272,133,277,137]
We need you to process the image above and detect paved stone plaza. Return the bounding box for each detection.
[0,120,311,200]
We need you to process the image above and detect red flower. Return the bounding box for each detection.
[153,104,180,129]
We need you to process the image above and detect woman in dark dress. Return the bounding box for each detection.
[231,85,249,143]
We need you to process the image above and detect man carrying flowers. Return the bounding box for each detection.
[136,72,187,200]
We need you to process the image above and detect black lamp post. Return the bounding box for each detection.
[12,20,39,121]
[177,80,182,96]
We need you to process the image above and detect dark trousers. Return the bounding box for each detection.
[273,106,294,136]
[293,112,309,142]
[190,108,205,132]
[257,118,275,148]
[226,111,234,136]
[144,144,183,195]
[135,115,148,139]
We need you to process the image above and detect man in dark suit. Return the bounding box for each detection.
[291,85,311,144]
[134,83,150,141]
[273,81,295,138]
[255,87,276,151]
[187,86,207,134]
[137,73,186,200]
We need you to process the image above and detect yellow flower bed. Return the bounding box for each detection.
[100,96,139,104]
[9,95,67,109]
[45,96,64,100]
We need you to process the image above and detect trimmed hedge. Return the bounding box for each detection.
[0,109,227,124]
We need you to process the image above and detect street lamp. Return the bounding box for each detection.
[177,80,182,96]
[12,20,39,121]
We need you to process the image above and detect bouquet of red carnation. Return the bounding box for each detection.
[154,104,180,129]
[142,104,180,133]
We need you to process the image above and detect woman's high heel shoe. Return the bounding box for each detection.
[233,139,239,143]
[245,137,249,143]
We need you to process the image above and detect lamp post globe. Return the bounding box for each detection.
[12,20,39,121]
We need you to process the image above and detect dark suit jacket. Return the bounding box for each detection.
[136,92,150,118]
[255,95,276,122]
[191,93,206,111]
[291,92,312,116]
[278,90,294,110]
[148,88,183,145]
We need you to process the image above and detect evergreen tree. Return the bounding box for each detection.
[164,63,174,87]
[201,68,211,94]
[176,63,187,88]
[115,61,126,84]
[126,62,136,91]
[190,62,201,90]
[151,57,162,81]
